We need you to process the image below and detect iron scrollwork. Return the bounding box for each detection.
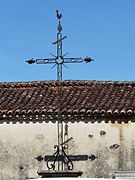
[46,145,73,170]
[46,145,59,170]
[62,146,73,170]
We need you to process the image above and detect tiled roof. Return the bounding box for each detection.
[0,80,135,122]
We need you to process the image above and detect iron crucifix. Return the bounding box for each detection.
[26,10,93,171]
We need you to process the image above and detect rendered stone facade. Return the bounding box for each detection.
[0,120,134,179]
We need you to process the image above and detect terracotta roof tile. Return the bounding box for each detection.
[0,80,135,119]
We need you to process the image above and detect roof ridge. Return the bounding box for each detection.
[0,80,135,89]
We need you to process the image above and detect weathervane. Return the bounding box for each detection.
[26,10,93,171]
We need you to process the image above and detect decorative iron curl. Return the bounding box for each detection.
[62,146,73,170]
[46,145,73,170]
[46,145,59,170]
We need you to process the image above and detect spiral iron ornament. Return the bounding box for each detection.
[46,145,73,170]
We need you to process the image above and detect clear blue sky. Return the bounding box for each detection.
[0,0,135,82]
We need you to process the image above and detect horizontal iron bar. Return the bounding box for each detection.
[52,36,67,44]
[36,58,56,64]
[61,137,73,145]
[63,58,83,63]
[45,155,88,161]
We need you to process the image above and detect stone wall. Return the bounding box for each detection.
[68,121,135,178]
[0,120,134,179]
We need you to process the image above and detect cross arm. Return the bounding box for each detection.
[63,57,93,64]
[63,57,83,63]
[36,58,57,64]
[26,58,57,64]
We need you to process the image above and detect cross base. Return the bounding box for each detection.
[37,170,83,178]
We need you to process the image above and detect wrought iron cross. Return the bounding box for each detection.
[26,10,93,171]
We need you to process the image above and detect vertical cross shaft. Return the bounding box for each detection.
[56,24,64,170]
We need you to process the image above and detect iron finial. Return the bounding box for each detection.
[84,57,94,63]
[26,58,35,64]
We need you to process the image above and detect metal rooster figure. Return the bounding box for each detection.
[26,10,93,171]
[56,10,62,20]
